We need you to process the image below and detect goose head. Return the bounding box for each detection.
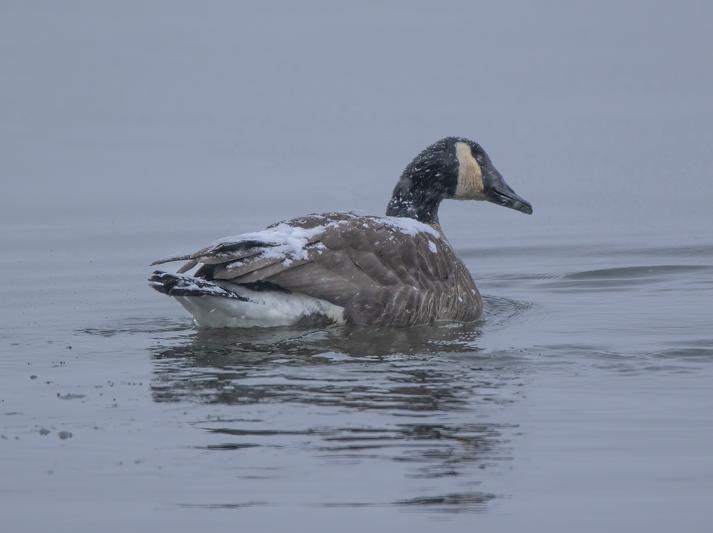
[386,137,533,223]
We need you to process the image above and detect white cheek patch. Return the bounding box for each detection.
[454,142,485,199]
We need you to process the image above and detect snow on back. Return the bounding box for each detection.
[380,216,440,238]
[428,241,438,254]
[211,222,335,263]
[205,214,440,267]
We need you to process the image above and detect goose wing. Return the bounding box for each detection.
[152,212,474,324]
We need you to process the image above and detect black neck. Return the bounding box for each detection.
[385,139,456,224]
[385,185,442,225]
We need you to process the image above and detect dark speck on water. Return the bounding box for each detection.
[57,393,86,400]
[1,2,712,532]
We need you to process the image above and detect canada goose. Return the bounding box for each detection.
[149,137,532,328]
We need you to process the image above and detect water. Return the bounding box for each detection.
[2,2,713,531]
[1,218,711,531]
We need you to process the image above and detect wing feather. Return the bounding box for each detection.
[150,212,479,325]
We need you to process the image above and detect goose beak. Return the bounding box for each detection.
[483,166,533,215]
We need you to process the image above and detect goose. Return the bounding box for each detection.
[149,137,532,328]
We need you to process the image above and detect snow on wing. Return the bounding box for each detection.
[151,212,476,325]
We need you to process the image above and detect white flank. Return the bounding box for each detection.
[175,284,344,328]
[428,241,438,254]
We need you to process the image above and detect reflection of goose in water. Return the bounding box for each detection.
[148,320,526,510]
[150,137,532,328]
[148,294,530,406]
[150,321,488,406]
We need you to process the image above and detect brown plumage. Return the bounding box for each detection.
[151,213,481,326]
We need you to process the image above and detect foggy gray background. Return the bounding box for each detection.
[2,0,711,246]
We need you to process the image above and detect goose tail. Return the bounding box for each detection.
[148,271,344,328]
[148,271,249,300]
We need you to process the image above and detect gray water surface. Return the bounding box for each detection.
[2,2,713,531]
[1,221,711,531]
